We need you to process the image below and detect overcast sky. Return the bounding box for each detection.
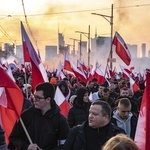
[0,0,150,59]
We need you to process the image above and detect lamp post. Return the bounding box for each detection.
[70,38,81,57]
[91,4,113,70]
[75,25,90,67]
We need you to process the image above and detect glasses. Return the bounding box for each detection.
[33,95,45,102]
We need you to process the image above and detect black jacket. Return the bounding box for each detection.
[63,121,125,150]
[0,125,7,150]
[9,105,69,150]
[67,100,91,128]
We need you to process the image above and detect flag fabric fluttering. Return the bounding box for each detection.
[120,65,139,92]
[93,64,106,84]
[54,86,70,118]
[113,32,131,66]
[21,22,48,90]
[0,67,24,144]
[134,69,150,150]
[64,52,87,83]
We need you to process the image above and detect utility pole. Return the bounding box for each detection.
[91,4,114,70]
[75,25,90,67]
[70,38,80,56]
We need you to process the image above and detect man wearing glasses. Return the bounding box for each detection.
[111,98,137,139]
[9,82,69,150]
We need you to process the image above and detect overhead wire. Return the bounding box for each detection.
[0,24,16,44]
[0,3,150,45]
[21,0,39,50]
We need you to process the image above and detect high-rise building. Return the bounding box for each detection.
[148,50,150,58]
[45,46,57,61]
[4,43,15,58]
[16,45,23,62]
[141,43,146,57]
[127,44,137,58]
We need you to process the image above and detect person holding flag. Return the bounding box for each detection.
[9,82,69,150]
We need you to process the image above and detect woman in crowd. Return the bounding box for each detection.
[67,87,91,128]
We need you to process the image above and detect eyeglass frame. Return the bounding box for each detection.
[33,94,46,102]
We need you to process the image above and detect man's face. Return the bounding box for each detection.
[101,89,110,100]
[120,89,129,97]
[33,90,48,110]
[98,86,105,95]
[88,104,108,128]
[117,105,131,120]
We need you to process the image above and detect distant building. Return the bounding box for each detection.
[141,43,146,57]
[16,45,23,60]
[58,33,65,54]
[148,50,150,58]
[45,46,57,61]
[127,44,137,58]
[4,43,15,58]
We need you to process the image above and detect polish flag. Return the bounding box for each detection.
[56,61,64,80]
[93,65,106,84]
[64,52,87,82]
[129,76,139,93]
[87,65,93,82]
[0,66,24,144]
[113,32,131,66]
[120,65,134,79]
[120,65,139,92]
[21,22,48,90]
[134,69,150,150]
[54,86,70,118]
[77,59,88,76]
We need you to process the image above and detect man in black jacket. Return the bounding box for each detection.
[9,82,69,150]
[63,100,125,150]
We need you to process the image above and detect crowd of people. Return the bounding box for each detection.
[0,69,144,150]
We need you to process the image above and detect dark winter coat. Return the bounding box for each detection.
[9,104,69,150]
[0,125,7,150]
[63,121,125,150]
[67,99,91,128]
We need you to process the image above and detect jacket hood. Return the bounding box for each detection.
[113,110,133,122]
[76,88,88,104]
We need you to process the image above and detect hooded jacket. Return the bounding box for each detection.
[67,88,91,128]
[9,102,69,150]
[111,110,137,139]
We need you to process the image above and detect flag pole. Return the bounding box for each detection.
[19,117,42,150]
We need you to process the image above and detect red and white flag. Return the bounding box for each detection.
[56,61,64,80]
[77,59,88,76]
[113,32,131,66]
[64,52,87,82]
[120,65,139,92]
[54,86,70,118]
[134,69,150,150]
[93,65,106,84]
[21,22,48,90]
[0,67,24,144]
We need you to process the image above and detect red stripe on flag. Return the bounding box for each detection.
[113,32,131,66]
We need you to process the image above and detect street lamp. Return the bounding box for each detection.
[70,38,81,57]
[91,4,114,70]
[75,25,90,67]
